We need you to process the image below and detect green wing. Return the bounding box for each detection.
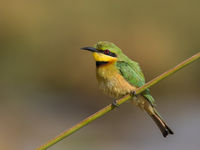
[116,61,155,105]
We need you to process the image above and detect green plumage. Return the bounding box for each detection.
[116,60,155,105]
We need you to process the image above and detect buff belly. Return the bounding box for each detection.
[96,64,136,99]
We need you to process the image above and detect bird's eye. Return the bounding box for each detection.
[104,49,110,55]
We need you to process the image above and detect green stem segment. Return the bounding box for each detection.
[136,52,200,94]
[37,52,200,150]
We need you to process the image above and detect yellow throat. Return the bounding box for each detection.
[93,52,117,62]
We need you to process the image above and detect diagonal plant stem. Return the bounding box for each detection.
[37,52,200,150]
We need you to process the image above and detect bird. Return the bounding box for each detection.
[81,41,173,137]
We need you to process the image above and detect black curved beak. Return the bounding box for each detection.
[81,47,98,52]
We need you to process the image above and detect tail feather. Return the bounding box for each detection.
[133,95,174,137]
[150,111,174,137]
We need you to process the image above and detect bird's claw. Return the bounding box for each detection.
[130,90,137,97]
[112,100,119,108]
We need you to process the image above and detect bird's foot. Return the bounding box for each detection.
[112,100,119,108]
[130,90,137,98]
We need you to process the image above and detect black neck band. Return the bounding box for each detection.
[96,61,108,67]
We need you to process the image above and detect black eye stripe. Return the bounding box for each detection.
[109,52,117,57]
[98,50,117,57]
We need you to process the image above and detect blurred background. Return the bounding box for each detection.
[0,0,200,150]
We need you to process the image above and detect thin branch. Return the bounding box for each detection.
[36,52,200,150]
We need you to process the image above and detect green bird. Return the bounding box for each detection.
[81,41,173,137]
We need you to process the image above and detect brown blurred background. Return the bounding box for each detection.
[0,0,200,150]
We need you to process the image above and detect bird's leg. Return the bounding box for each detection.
[112,100,119,108]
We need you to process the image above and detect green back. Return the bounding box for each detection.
[116,53,155,105]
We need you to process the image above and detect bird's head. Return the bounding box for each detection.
[81,41,122,63]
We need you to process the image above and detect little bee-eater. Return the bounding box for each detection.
[81,41,173,137]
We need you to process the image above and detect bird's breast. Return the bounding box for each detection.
[96,63,136,98]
